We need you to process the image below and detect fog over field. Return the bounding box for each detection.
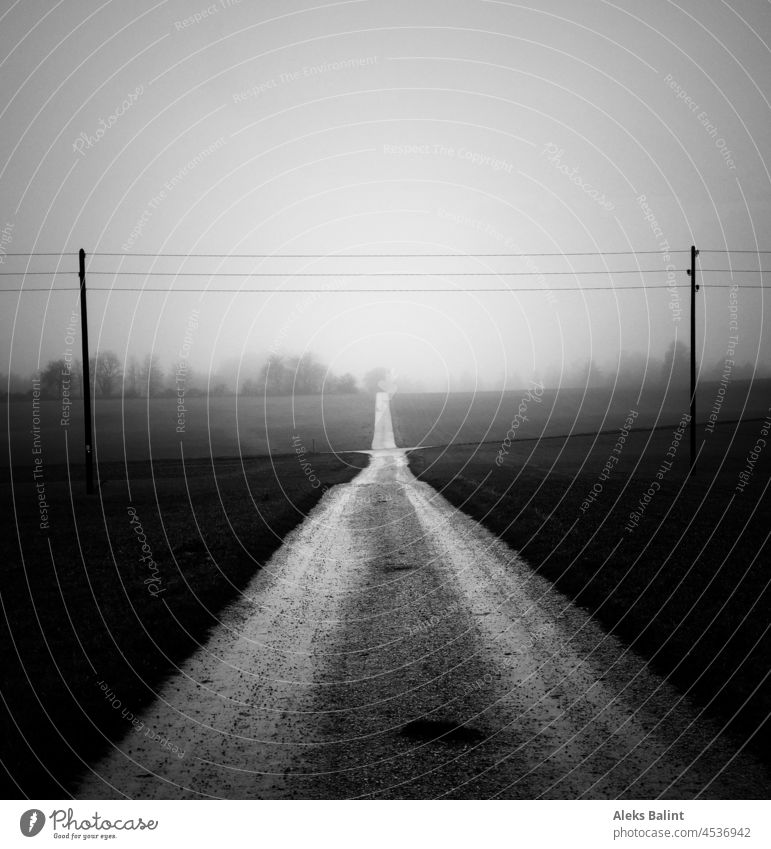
[2,1,770,395]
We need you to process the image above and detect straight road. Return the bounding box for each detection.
[78,394,768,799]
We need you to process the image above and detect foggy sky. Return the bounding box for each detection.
[1,0,769,392]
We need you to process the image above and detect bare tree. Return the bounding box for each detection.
[259,355,291,395]
[90,351,123,397]
[292,353,325,394]
[69,358,83,399]
[124,356,139,398]
[41,359,70,399]
[139,354,164,398]
[255,353,356,395]
[660,340,689,386]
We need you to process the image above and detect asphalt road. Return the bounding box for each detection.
[77,393,768,799]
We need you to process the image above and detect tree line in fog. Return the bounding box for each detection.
[1,341,767,401]
[527,341,768,391]
[0,352,394,400]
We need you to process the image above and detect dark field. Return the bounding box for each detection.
[405,413,771,764]
[391,380,771,448]
[3,385,769,797]
[3,392,375,467]
[0,451,368,797]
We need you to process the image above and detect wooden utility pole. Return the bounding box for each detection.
[79,248,94,494]
[688,245,699,469]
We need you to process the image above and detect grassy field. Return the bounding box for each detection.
[3,386,768,795]
[3,392,375,467]
[1,391,376,795]
[0,448,368,797]
[405,413,771,763]
[391,380,771,448]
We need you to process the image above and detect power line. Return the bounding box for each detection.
[2,249,693,258]
[105,283,765,292]
[1,283,767,293]
[91,249,692,257]
[0,269,688,278]
[82,269,695,277]
[4,248,771,259]
[88,268,764,276]
[0,271,76,276]
[2,268,767,277]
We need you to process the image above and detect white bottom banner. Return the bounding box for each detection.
[2,800,768,848]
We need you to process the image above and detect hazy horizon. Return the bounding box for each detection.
[2,0,769,393]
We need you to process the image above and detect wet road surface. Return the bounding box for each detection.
[78,393,768,799]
